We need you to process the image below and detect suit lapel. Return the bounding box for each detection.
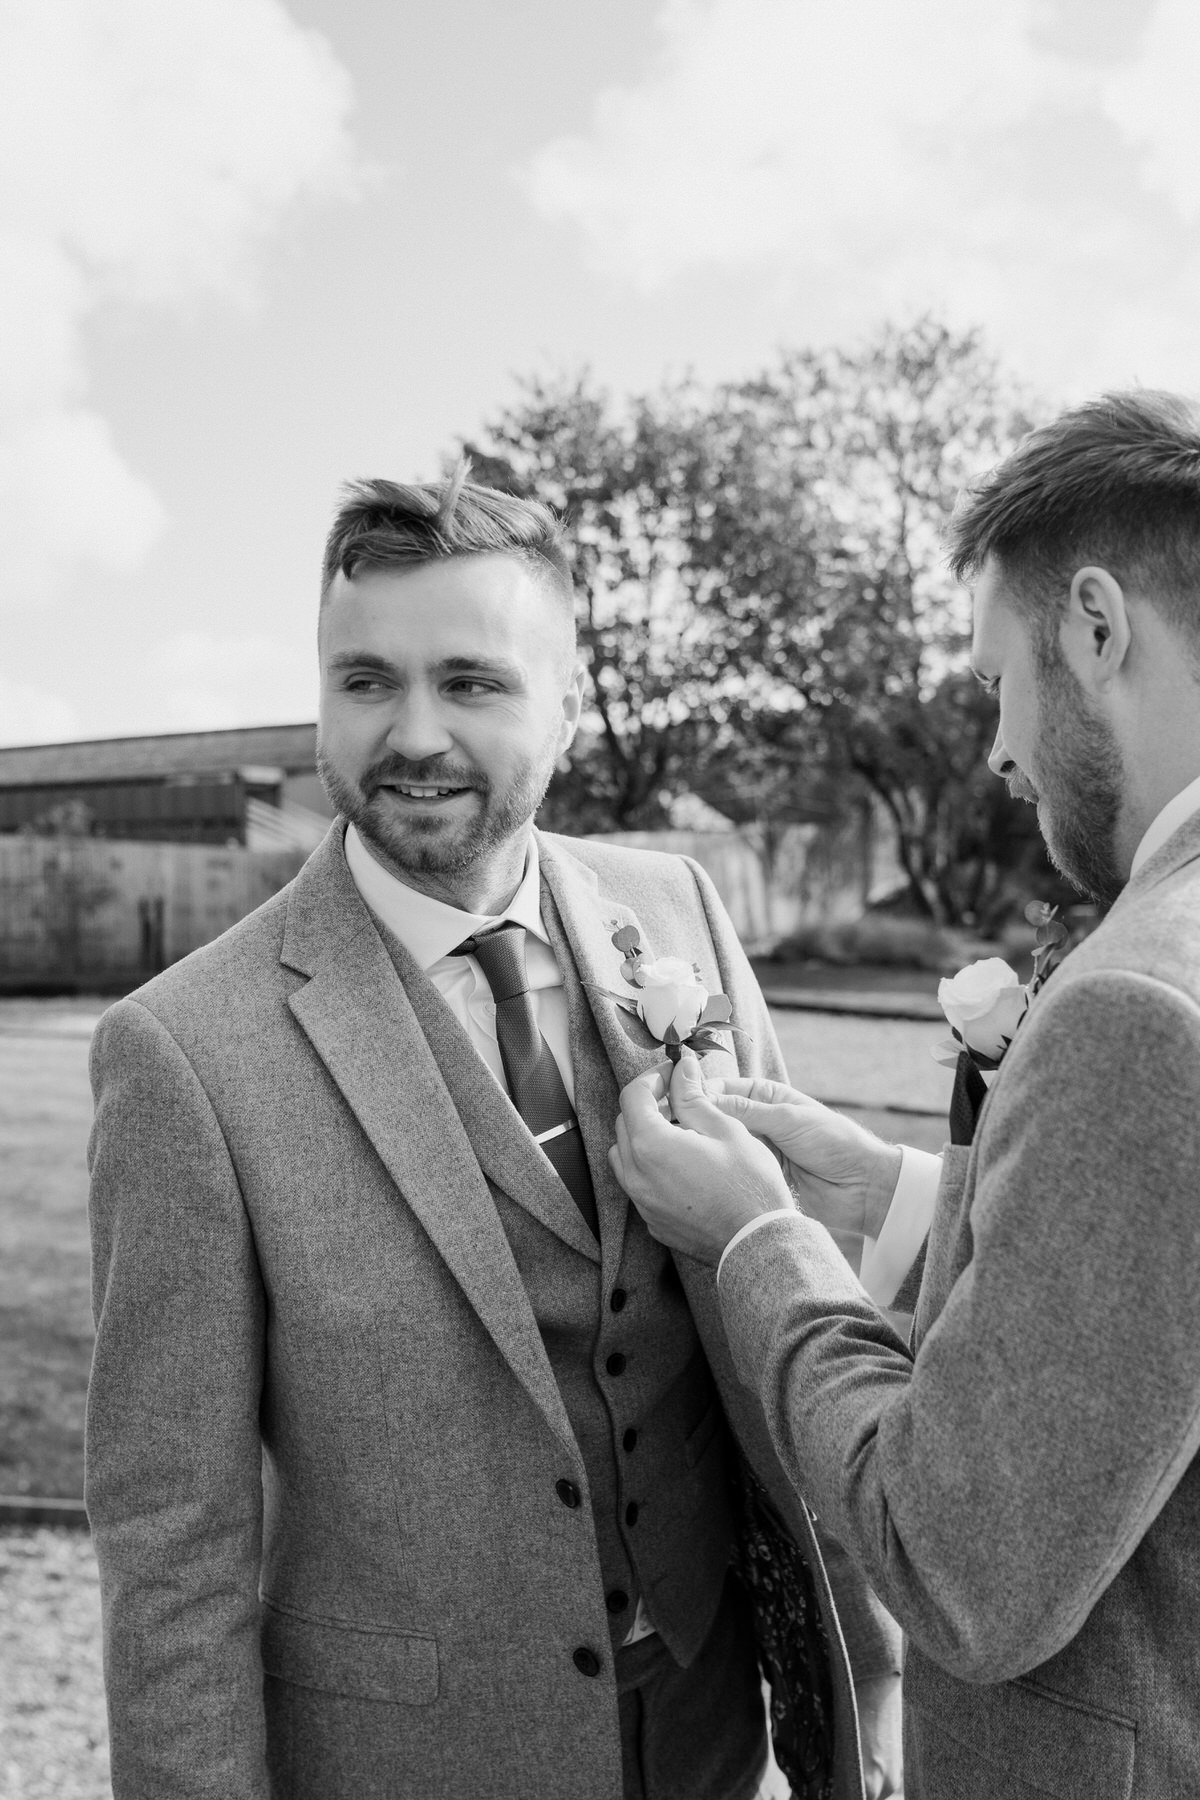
[1114,806,1200,910]
[371,920,600,1264]
[537,836,669,1290]
[280,828,576,1451]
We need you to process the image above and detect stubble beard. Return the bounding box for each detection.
[316,733,561,886]
[1027,646,1126,907]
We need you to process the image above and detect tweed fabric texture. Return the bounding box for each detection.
[376,913,735,1670]
[720,810,1200,1799]
[87,823,897,1800]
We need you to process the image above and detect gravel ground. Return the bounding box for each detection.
[0,1529,109,1800]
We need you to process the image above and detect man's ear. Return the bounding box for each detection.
[1061,566,1131,692]
[557,661,587,757]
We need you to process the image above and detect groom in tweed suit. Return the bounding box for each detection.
[86,467,901,1798]
[614,389,1200,1799]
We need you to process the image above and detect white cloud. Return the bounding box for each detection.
[0,0,360,609]
[522,0,1200,395]
[134,630,318,734]
[0,674,83,747]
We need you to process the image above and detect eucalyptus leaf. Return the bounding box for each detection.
[698,994,733,1025]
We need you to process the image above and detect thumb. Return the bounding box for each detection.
[708,1091,777,1137]
[669,1051,739,1139]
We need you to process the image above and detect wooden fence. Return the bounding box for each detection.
[0,810,893,991]
[0,837,307,992]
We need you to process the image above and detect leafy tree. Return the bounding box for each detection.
[464,375,757,828]
[462,318,1056,924]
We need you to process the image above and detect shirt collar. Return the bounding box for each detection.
[343,823,548,971]
[1130,772,1200,877]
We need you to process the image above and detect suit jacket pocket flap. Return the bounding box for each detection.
[261,1600,439,1706]
[906,1654,1135,1798]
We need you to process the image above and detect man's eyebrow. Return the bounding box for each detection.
[324,650,524,681]
[437,655,524,681]
[325,650,396,674]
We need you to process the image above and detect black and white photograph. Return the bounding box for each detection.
[2,3,1199,1796]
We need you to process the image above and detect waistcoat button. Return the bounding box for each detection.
[605,1589,629,1614]
[625,1501,639,1526]
[609,1287,627,1312]
[573,1647,601,1677]
[555,1478,581,1509]
[622,1428,638,1453]
[606,1352,627,1376]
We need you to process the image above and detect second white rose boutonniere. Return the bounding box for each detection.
[934,958,1029,1068]
[936,904,1069,1143]
[599,924,746,1061]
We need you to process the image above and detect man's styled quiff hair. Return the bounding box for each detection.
[320,456,574,613]
[947,388,1200,657]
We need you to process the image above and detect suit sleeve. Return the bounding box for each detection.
[681,855,904,1682]
[719,969,1200,1682]
[87,997,268,1799]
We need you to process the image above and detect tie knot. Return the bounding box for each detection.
[457,922,529,1003]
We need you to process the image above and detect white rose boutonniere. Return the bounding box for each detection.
[631,955,709,1042]
[934,903,1070,1072]
[596,924,747,1061]
[936,958,1029,1066]
[936,904,1071,1142]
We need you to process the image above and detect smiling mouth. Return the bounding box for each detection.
[383,783,472,801]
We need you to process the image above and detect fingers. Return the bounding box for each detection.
[702,1074,813,1108]
[667,1052,743,1140]
[708,1090,814,1143]
[618,1067,671,1129]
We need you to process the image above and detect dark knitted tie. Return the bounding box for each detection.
[457,923,598,1237]
[949,1050,989,1147]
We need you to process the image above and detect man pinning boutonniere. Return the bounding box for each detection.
[608,389,1200,1799]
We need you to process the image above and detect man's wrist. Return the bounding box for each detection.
[716,1207,795,1280]
[862,1141,904,1241]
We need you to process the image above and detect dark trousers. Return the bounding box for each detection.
[616,1573,768,1800]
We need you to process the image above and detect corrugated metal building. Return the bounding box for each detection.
[0,724,331,848]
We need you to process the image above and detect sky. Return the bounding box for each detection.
[3,0,1200,746]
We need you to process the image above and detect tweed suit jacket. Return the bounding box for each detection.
[717,809,1200,1799]
[86,823,896,1800]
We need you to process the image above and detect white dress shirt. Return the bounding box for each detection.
[1130,771,1200,876]
[344,824,574,1103]
[721,774,1200,1309]
[344,824,657,1646]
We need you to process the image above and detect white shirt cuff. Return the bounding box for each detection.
[858,1146,943,1308]
[717,1208,795,1281]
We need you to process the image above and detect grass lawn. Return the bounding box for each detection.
[0,1006,104,1499]
[0,995,951,1500]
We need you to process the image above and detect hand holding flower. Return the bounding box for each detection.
[611,1053,793,1263]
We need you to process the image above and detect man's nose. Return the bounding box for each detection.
[384,692,455,761]
[987,726,1014,779]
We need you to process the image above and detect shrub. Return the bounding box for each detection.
[765,912,990,972]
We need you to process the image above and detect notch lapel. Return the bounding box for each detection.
[537,837,668,1288]
[280,829,576,1451]
[372,922,600,1264]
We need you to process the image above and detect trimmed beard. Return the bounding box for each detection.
[315,732,561,885]
[1028,637,1126,907]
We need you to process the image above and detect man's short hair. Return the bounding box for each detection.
[320,457,575,618]
[947,389,1200,658]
